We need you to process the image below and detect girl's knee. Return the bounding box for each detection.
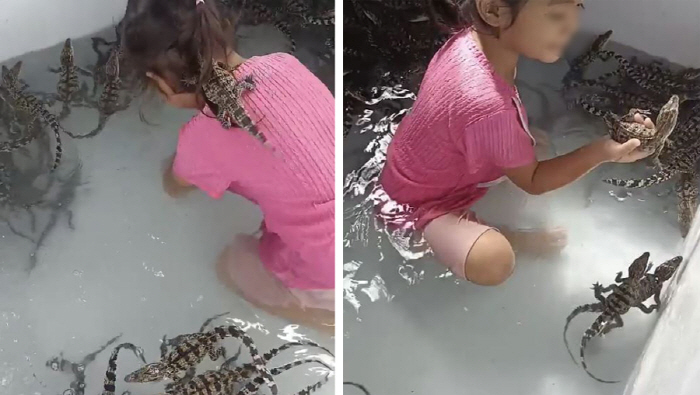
[464,230,515,286]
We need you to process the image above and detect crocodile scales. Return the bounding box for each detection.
[124,325,278,395]
[0,112,42,152]
[566,30,700,100]
[203,62,266,145]
[164,341,334,395]
[101,343,147,395]
[68,46,128,139]
[564,252,682,383]
[1,61,65,171]
[48,38,90,119]
[578,94,680,164]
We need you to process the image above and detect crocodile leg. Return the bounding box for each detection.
[160,335,169,358]
[614,272,625,283]
[600,314,623,335]
[209,346,226,361]
[636,301,658,314]
[592,282,615,303]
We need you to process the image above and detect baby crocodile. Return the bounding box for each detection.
[48,38,90,119]
[0,113,42,152]
[166,340,334,395]
[580,94,680,164]
[124,325,278,395]
[69,46,128,139]
[563,252,651,363]
[1,61,65,171]
[603,138,700,189]
[564,30,613,88]
[102,343,146,395]
[575,253,682,383]
[594,48,700,101]
[202,62,266,144]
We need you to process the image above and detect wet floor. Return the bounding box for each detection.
[343,35,687,395]
[0,22,334,395]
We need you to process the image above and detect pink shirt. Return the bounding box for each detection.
[380,29,536,229]
[173,53,334,290]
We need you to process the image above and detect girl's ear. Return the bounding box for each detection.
[475,0,510,29]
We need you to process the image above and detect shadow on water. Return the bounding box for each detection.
[343,6,694,393]
[0,1,335,394]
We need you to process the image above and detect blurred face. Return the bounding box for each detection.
[495,0,584,63]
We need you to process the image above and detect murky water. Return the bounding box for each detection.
[0,18,334,395]
[343,33,688,394]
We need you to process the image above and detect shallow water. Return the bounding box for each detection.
[343,35,688,394]
[0,22,334,395]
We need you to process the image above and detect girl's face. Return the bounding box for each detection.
[497,0,584,63]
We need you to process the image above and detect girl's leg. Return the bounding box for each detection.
[216,234,334,335]
[424,213,515,286]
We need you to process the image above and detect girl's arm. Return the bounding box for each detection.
[505,136,648,195]
[163,155,196,198]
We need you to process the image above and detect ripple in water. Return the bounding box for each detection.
[344,85,436,314]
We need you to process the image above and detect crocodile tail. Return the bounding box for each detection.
[269,357,334,394]
[295,373,333,395]
[580,314,620,383]
[38,107,64,171]
[59,102,71,120]
[270,357,334,376]
[604,168,677,188]
[102,343,146,395]
[564,303,604,364]
[580,314,607,365]
[235,375,267,395]
[217,326,278,395]
[261,340,334,362]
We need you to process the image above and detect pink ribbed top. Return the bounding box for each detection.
[173,53,334,290]
[380,29,537,229]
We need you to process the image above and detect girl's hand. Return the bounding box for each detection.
[147,72,200,109]
[162,154,195,198]
[595,113,655,163]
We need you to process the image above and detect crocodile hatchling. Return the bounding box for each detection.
[566,30,700,100]
[101,343,147,395]
[563,252,651,363]
[174,359,332,395]
[220,0,296,52]
[124,325,278,395]
[1,61,65,171]
[0,111,42,153]
[578,94,680,164]
[564,29,613,88]
[602,132,700,190]
[164,341,334,395]
[581,48,700,101]
[68,46,128,139]
[48,38,90,119]
[565,253,682,383]
[202,62,266,145]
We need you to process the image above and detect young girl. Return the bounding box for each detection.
[380,0,654,286]
[121,0,334,333]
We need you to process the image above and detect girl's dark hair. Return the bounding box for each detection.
[428,0,528,36]
[120,0,237,99]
